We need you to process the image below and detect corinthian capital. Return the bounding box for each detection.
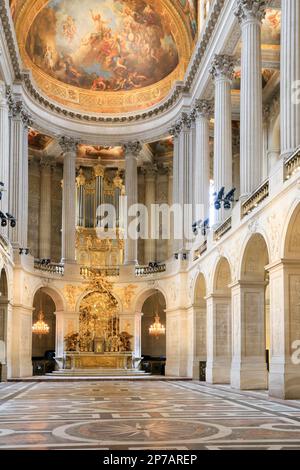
[235,0,267,24]
[194,99,214,119]
[169,121,182,139]
[181,112,192,130]
[209,54,236,81]
[123,141,142,157]
[59,136,79,154]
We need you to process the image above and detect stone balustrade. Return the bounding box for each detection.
[213,216,232,241]
[34,260,64,275]
[241,180,270,218]
[135,264,166,277]
[285,147,300,180]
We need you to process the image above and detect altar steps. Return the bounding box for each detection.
[46,368,151,377]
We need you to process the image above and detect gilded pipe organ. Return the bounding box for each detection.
[75,162,125,267]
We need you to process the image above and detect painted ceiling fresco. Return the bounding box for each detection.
[78,145,124,160]
[11,0,196,113]
[177,0,197,39]
[28,128,53,150]
[262,9,281,46]
[25,0,179,92]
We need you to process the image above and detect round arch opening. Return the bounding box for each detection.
[141,291,166,375]
[32,289,56,375]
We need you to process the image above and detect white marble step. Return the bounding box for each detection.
[47,369,150,377]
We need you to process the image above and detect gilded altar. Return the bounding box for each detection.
[64,352,134,370]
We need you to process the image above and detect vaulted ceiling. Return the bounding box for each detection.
[10,0,197,114]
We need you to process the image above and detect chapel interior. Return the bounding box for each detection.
[1,0,300,451]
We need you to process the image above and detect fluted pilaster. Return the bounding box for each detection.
[124,141,142,265]
[144,165,157,264]
[7,90,32,248]
[0,83,9,239]
[235,0,266,196]
[193,99,213,221]
[169,123,182,254]
[280,0,300,157]
[210,55,234,224]
[39,157,53,259]
[59,136,78,264]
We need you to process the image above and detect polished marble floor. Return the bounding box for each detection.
[1,380,300,450]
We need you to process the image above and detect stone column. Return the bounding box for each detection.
[269,261,300,399]
[169,123,182,255]
[280,0,300,157]
[235,0,266,196]
[230,281,268,390]
[76,169,86,228]
[206,294,232,384]
[124,142,141,266]
[59,137,78,264]
[167,164,173,259]
[39,157,53,260]
[193,99,213,222]
[0,83,9,240]
[182,113,193,252]
[144,166,157,264]
[7,93,32,249]
[210,55,234,224]
[192,304,207,379]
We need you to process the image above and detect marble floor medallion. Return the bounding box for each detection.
[1,381,300,450]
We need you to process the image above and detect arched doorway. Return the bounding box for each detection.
[268,203,300,399]
[193,273,207,380]
[32,289,56,375]
[206,257,232,384]
[231,233,269,390]
[0,269,8,381]
[141,291,166,375]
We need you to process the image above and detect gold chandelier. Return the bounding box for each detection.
[149,314,166,339]
[32,310,50,336]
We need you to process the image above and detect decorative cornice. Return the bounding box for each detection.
[235,0,268,24]
[0,0,225,125]
[123,142,143,157]
[209,54,236,81]
[58,136,79,154]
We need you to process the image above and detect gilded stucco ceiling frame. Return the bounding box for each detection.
[15,0,193,114]
[0,0,225,124]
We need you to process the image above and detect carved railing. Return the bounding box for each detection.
[194,240,208,260]
[80,266,120,278]
[214,217,232,241]
[34,261,64,275]
[135,264,166,277]
[241,180,270,218]
[285,147,300,180]
[0,234,12,257]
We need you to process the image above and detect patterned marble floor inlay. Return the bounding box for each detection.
[1,380,300,450]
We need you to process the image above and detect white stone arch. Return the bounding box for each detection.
[209,254,233,294]
[192,269,208,307]
[31,284,65,313]
[280,198,300,259]
[0,263,12,302]
[238,229,271,281]
[133,286,168,314]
